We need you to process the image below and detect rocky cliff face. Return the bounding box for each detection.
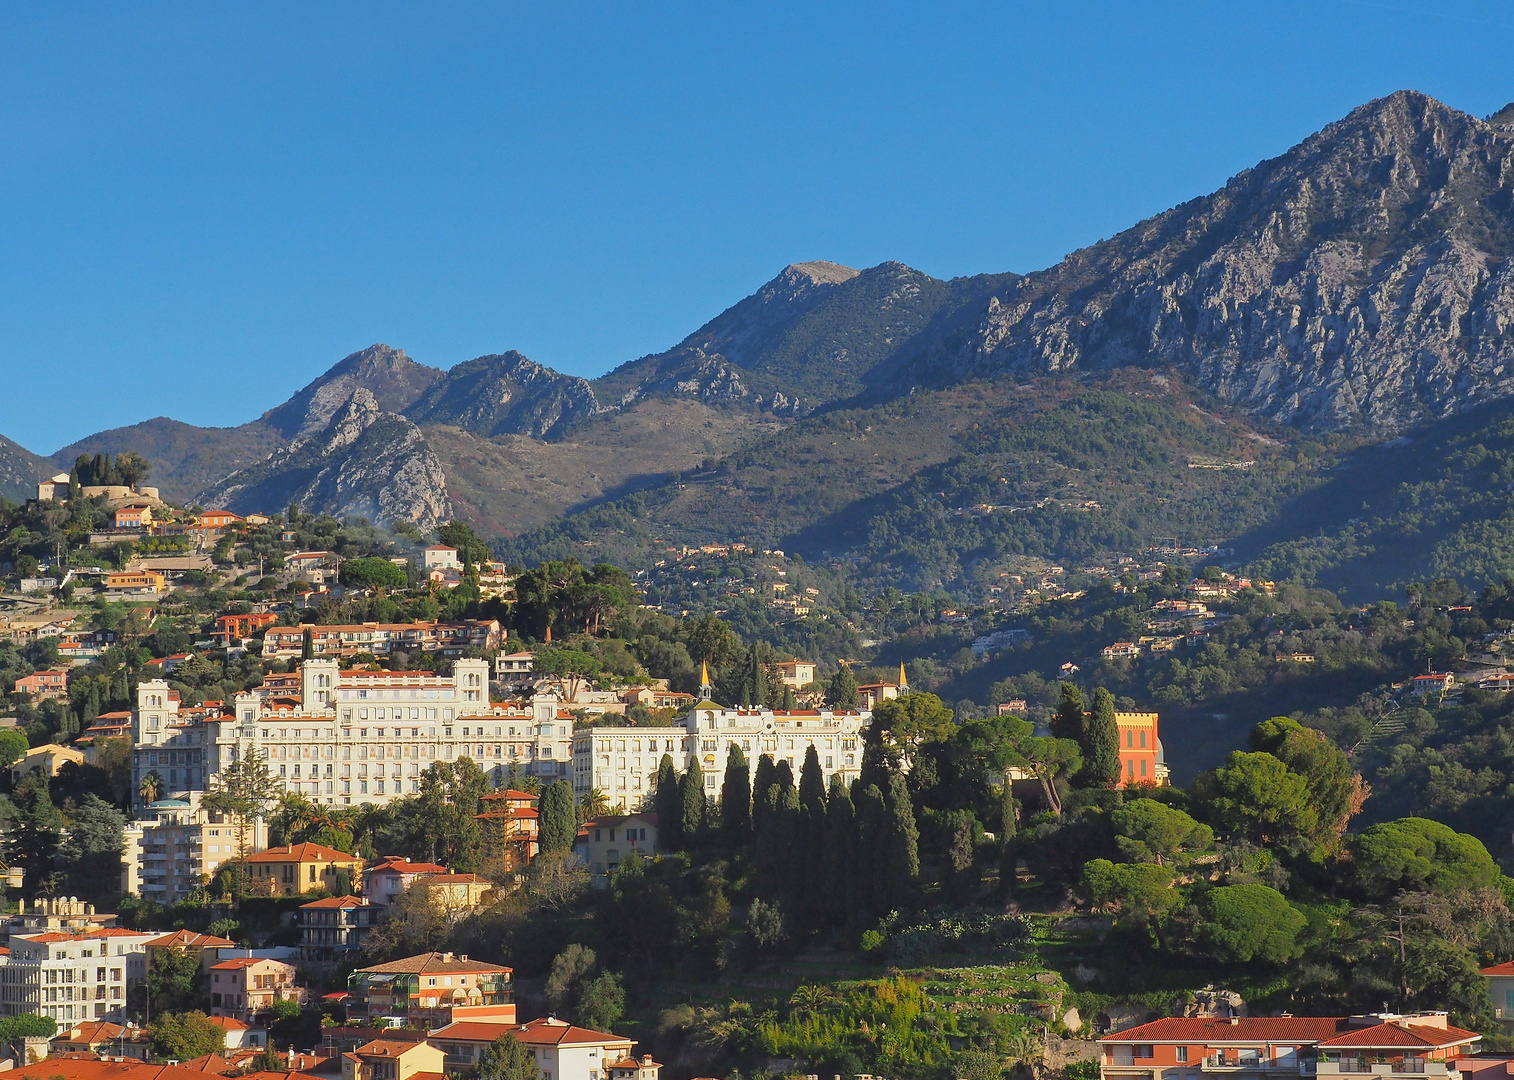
[404,351,602,438]
[930,91,1514,432]
[262,344,443,438]
[201,388,452,527]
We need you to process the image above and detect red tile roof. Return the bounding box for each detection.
[210,957,292,971]
[1317,1023,1480,1049]
[202,1016,250,1030]
[244,842,361,863]
[513,1017,632,1047]
[1101,1017,1348,1042]
[146,929,238,949]
[301,895,371,909]
[356,951,511,976]
[368,858,449,875]
[428,1021,521,1042]
[1482,962,1514,976]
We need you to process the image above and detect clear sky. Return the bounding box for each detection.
[3,2,1513,453]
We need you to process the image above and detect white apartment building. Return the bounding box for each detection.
[572,699,870,812]
[0,928,156,1024]
[132,659,573,810]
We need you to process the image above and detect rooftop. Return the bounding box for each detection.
[356,950,512,976]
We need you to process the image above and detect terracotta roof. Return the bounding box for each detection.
[301,895,372,909]
[427,873,487,885]
[238,1072,327,1080]
[202,1016,250,1030]
[19,928,149,943]
[147,929,238,949]
[429,1021,522,1041]
[1317,1023,1480,1050]
[1102,1017,1348,1042]
[1482,961,1514,976]
[54,1021,126,1043]
[210,957,292,971]
[356,951,512,976]
[175,1056,242,1075]
[608,1057,660,1070]
[513,1017,632,1047]
[244,842,361,863]
[12,1059,243,1080]
[368,858,448,875]
[352,1039,431,1058]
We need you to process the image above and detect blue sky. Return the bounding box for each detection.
[3,2,1513,453]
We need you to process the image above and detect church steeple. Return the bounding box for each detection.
[699,661,712,701]
[899,662,909,694]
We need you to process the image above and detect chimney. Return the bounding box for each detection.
[1229,1017,1240,1025]
[458,954,468,962]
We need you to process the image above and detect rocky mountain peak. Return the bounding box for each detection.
[262,343,444,439]
[404,351,601,439]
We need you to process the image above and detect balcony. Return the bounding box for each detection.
[1316,1062,1454,1078]
[1199,1059,1314,1075]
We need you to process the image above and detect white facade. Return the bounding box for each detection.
[132,660,573,810]
[0,930,155,1023]
[572,704,870,812]
[423,546,460,569]
[122,800,269,903]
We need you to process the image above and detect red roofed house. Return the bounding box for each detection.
[363,857,449,905]
[1482,960,1514,1031]
[197,510,243,532]
[241,842,365,897]
[49,1021,127,1055]
[513,1017,641,1080]
[114,504,154,530]
[301,895,382,964]
[209,957,304,1022]
[14,669,69,701]
[342,1037,446,1080]
[477,790,539,871]
[202,1014,268,1050]
[573,814,657,887]
[349,951,513,1028]
[1100,1012,1480,1080]
[214,612,279,646]
[607,1054,663,1080]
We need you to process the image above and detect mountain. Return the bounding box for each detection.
[0,434,54,503]
[199,389,452,527]
[405,351,601,438]
[261,344,442,439]
[51,418,286,504]
[922,91,1514,432]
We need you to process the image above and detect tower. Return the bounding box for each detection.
[699,661,713,702]
[899,662,909,695]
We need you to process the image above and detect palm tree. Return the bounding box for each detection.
[139,771,163,805]
[582,788,611,820]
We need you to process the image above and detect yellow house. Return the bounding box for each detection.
[343,1038,446,1080]
[241,842,365,897]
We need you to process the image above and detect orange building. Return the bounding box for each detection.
[477,790,539,871]
[1114,711,1167,788]
[214,611,279,645]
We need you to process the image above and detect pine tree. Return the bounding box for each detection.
[826,662,859,709]
[680,757,707,848]
[1086,687,1122,787]
[653,754,680,849]
[1052,681,1085,742]
[882,771,920,909]
[720,744,751,840]
[751,754,777,835]
[538,780,577,853]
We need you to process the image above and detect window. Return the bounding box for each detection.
[1176,1048,1188,1063]
[1135,1046,1154,1060]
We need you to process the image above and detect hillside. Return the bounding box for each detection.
[0,433,54,503]
[51,417,285,504]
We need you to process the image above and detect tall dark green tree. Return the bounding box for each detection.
[1085,687,1122,787]
[1052,682,1085,742]
[798,746,828,925]
[8,775,61,899]
[883,771,920,909]
[826,662,859,709]
[751,754,777,834]
[653,754,680,848]
[538,780,577,854]
[854,782,887,918]
[823,776,857,926]
[999,782,1019,898]
[61,794,125,905]
[680,757,706,848]
[720,745,751,840]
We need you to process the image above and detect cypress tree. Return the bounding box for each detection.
[653,754,680,849]
[999,782,1019,898]
[944,810,979,903]
[538,780,577,853]
[680,757,707,848]
[797,746,827,927]
[749,644,766,708]
[720,744,751,840]
[854,782,887,920]
[826,662,859,709]
[1086,687,1122,787]
[823,775,856,928]
[1051,682,1085,742]
[882,771,920,909]
[754,783,785,900]
[774,782,803,911]
[772,758,794,793]
[751,754,777,835]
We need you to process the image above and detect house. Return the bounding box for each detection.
[768,659,817,688]
[145,929,239,972]
[428,1020,522,1073]
[202,1015,268,1050]
[1114,712,1168,788]
[347,951,514,1028]
[342,1037,446,1080]
[240,842,365,897]
[1483,960,1514,1030]
[114,504,154,530]
[607,1055,663,1080]
[37,473,72,501]
[1479,673,1514,692]
[103,569,166,599]
[145,653,193,676]
[1411,672,1457,698]
[2,927,158,1023]
[1099,1012,1480,1080]
[49,1021,127,1055]
[214,612,279,646]
[302,896,382,964]
[197,510,243,532]
[1102,642,1142,659]
[856,681,899,709]
[423,874,494,912]
[209,957,304,1022]
[363,857,449,905]
[14,668,69,700]
[511,1017,640,1080]
[495,651,536,678]
[11,743,86,783]
[620,686,694,710]
[286,551,336,574]
[244,514,271,527]
[423,546,460,569]
[261,619,502,659]
[574,814,658,886]
[477,790,539,870]
[996,699,1028,715]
